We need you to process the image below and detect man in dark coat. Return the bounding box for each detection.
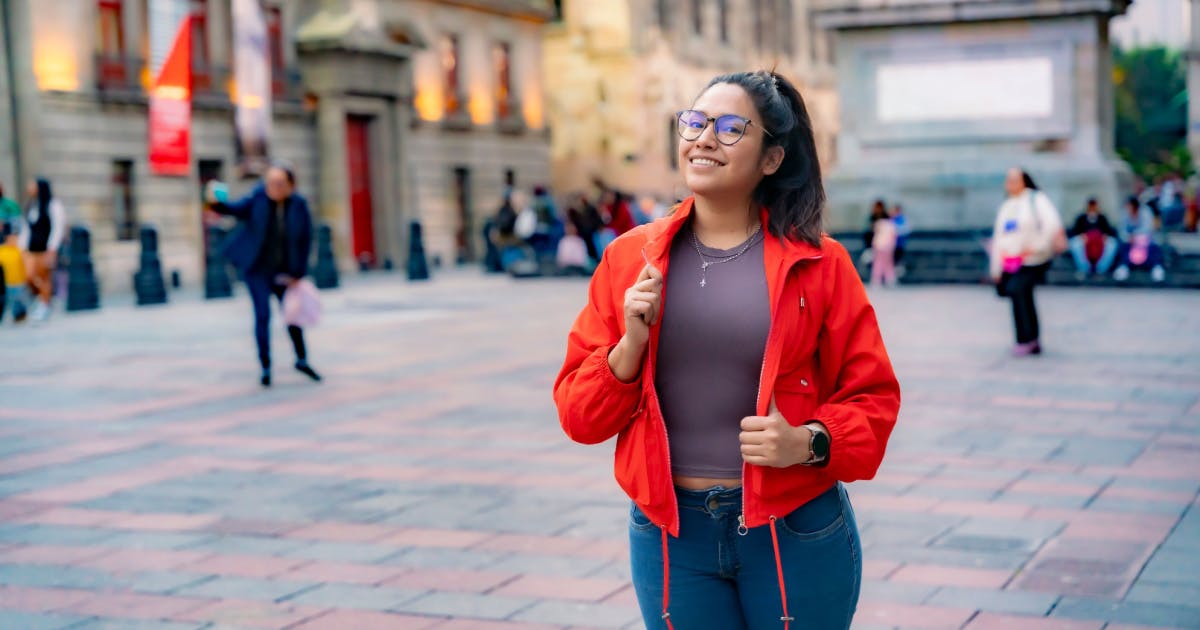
[208,164,321,387]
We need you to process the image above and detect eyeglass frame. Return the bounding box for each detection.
[675,109,774,146]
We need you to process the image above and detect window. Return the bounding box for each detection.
[97,0,127,84]
[189,0,211,92]
[718,0,729,43]
[504,169,516,188]
[753,0,765,51]
[453,167,474,263]
[778,0,792,55]
[112,160,137,241]
[691,0,703,35]
[808,8,832,64]
[266,5,286,97]
[656,0,670,31]
[441,34,461,115]
[494,42,512,119]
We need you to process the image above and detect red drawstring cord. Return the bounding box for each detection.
[769,517,794,629]
[660,526,674,629]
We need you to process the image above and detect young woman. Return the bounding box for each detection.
[18,177,66,322]
[554,71,901,630]
[989,169,1066,356]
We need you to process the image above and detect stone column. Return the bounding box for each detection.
[0,0,18,190]
[1,0,43,189]
[295,3,417,272]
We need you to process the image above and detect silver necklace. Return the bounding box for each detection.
[690,225,762,287]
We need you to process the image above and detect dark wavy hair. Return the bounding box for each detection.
[1020,170,1038,191]
[700,70,825,246]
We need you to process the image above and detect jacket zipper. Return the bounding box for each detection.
[739,254,822,535]
[642,245,677,535]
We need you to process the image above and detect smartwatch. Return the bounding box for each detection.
[805,422,830,464]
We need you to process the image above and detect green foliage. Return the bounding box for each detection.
[1113,45,1192,180]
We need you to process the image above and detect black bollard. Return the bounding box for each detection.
[65,226,101,312]
[204,226,232,299]
[407,220,430,281]
[312,224,339,289]
[133,225,168,305]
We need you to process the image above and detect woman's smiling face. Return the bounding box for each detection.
[679,83,780,201]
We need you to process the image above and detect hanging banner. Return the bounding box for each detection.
[147,0,192,176]
[233,0,272,176]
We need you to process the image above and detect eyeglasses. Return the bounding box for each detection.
[675,110,773,146]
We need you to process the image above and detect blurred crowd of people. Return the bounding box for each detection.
[0,177,66,325]
[483,181,672,276]
[1066,172,1198,283]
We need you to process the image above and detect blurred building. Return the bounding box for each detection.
[543,0,838,202]
[1111,0,1189,48]
[0,0,552,295]
[816,0,1134,232]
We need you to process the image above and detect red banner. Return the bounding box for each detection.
[148,14,191,175]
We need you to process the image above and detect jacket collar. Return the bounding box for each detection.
[642,196,824,269]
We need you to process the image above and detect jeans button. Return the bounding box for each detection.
[707,496,719,511]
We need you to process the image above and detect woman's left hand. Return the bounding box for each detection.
[739,397,813,468]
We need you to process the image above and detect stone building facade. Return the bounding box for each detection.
[543,0,838,202]
[0,0,552,296]
[815,0,1134,232]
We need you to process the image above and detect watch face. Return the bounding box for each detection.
[812,430,831,458]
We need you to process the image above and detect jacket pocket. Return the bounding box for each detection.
[773,373,818,426]
[629,502,657,532]
[775,485,845,540]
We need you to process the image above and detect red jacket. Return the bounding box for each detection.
[554,198,900,536]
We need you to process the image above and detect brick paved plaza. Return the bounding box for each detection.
[0,272,1198,629]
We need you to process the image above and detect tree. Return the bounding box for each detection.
[1113,45,1191,181]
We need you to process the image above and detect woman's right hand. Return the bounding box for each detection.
[608,263,662,383]
[622,263,663,348]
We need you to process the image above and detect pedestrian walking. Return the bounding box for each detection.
[890,203,910,271]
[554,70,901,630]
[18,178,66,322]
[989,168,1066,356]
[870,214,898,287]
[206,163,321,387]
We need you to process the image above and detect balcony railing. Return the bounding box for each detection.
[496,98,525,135]
[191,61,230,98]
[94,53,145,95]
[441,92,472,130]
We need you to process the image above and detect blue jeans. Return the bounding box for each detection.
[1116,241,1165,270]
[630,484,862,630]
[244,271,306,369]
[1068,234,1118,274]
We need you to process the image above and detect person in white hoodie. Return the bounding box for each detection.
[990,169,1065,357]
[18,177,66,322]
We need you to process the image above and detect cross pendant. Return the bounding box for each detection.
[700,277,706,287]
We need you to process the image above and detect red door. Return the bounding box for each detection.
[346,115,376,268]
